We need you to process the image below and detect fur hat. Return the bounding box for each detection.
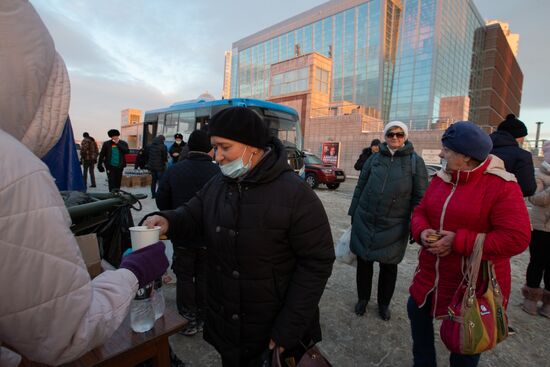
[543,141,550,164]
[188,130,212,153]
[442,121,493,161]
[384,121,408,139]
[107,129,120,137]
[497,114,527,138]
[208,107,269,149]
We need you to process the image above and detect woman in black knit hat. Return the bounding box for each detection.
[490,114,536,196]
[144,107,335,367]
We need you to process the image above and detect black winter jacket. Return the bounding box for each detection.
[169,141,186,161]
[354,147,373,171]
[155,152,220,248]
[348,141,428,264]
[490,131,536,196]
[160,138,334,364]
[146,137,168,171]
[97,139,129,170]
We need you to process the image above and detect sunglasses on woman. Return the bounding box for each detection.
[386,132,405,138]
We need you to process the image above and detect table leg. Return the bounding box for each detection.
[151,337,170,367]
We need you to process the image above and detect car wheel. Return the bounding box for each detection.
[305,173,319,189]
[326,183,340,190]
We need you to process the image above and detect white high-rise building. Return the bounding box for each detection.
[222,51,232,99]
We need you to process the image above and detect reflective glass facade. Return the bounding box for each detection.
[231,0,484,129]
[389,0,484,129]
[233,0,401,121]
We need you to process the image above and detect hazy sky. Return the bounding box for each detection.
[30,0,550,142]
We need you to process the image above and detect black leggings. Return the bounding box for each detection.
[107,166,123,191]
[173,247,207,318]
[526,230,550,290]
[356,257,398,306]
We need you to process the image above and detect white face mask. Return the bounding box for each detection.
[220,146,253,178]
[175,139,182,144]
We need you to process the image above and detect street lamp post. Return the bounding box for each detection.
[535,121,544,150]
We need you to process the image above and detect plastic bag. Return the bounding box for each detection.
[335,226,356,265]
[97,205,134,267]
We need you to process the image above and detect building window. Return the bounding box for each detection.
[315,67,329,93]
[271,67,309,97]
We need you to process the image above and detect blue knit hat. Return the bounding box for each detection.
[441,121,493,161]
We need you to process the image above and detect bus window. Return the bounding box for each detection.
[178,111,195,141]
[253,107,302,151]
[164,113,179,137]
[157,113,165,137]
[196,116,210,130]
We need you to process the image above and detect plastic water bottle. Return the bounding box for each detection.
[152,278,165,320]
[130,282,155,333]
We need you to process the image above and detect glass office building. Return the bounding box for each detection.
[230,0,486,129]
[389,0,485,128]
[231,0,402,121]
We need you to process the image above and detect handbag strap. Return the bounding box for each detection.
[464,233,486,305]
[272,348,283,367]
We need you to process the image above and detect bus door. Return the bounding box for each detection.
[196,115,210,131]
[142,120,157,148]
[195,106,211,132]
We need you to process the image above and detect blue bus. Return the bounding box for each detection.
[142,98,304,173]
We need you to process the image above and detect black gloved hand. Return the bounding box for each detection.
[97,164,105,172]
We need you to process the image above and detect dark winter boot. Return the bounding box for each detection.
[539,289,550,318]
[378,304,391,321]
[521,285,543,315]
[354,300,368,316]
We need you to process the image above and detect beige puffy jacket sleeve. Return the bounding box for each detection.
[0,130,139,365]
[0,2,140,363]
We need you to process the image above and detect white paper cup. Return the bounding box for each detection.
[129,226,161,250]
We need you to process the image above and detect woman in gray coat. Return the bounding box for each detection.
[348,121,428,320]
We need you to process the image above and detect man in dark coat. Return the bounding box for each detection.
[490,114,536,196]
[80,132,99,188]
[155,130,220,336]
[169,132,186,163]
[97,129,129,191]
[146,135,168,198]
[144,107,335,367]
[354,139,381,171]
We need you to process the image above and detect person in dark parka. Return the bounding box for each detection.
[168,132,186,163]
[97,129,129,191]
[155,130,220,336]
[146,135,168,198]
[348,121,428,321]
[144,107,335,367]
[354,139,381,171]
[490,114,536,197]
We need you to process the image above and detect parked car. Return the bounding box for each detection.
[125,148,139,165]
[303,152,346,190]
[425,163,442,181]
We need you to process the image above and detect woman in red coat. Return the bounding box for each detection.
[408,122,531,367]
